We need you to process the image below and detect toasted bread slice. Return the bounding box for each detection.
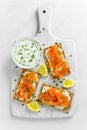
[44,43,71,78]
[38,83,73,113]
[14,69,40,104]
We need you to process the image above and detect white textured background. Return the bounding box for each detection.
[0,0,87,130]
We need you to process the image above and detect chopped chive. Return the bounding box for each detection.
[57,78,59,80]
[28,88,30,92]
[53,80,56,83]
[60,81,63,83]
[29,59,32,62]
[15,66,18,68]
[22,45,24,48]
[21,56,24,60]
[42,44,45,46]
[18,52,22,55]
[70,54,72,57]
[32,80,34,83]
[39,48,42,51]
[32,43,35,45]
[13,90,15,92]
[55,42,58,44]
[26,48,28,51]
[56,83,58,86]
[31,54,35,59]
[14,79,17,81]
[43,28,45,30]
[39,31,41,33]
[22,104,24,106]
[34,50,36,53]
[20,49,22,51]
[35,64,39,67]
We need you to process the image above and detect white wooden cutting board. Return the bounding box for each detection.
[11,6,78,119]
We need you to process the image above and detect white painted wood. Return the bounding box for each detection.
[37,6,51,33]
[1,0,87,129]
[11,6,78,119]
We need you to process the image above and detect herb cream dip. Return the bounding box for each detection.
[12,39,42,68]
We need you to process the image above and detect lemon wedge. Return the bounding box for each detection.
[39,64,48,77]
[27,101,41,112]
[63,78,76,88]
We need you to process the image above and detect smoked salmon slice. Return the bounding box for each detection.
[13,69,40,104]
[44,43,71,78]
[38,83,73,113]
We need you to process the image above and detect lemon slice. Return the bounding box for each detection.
[27,101,41,112]
[63,78,76,88]
[39,64,48,77]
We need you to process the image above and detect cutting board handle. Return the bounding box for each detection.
[37,6,51,33]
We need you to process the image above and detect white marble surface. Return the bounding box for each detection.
[0,0,87,129]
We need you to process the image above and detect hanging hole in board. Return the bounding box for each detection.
[43,10,46,13]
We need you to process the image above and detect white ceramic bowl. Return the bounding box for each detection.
[11,38,42,69]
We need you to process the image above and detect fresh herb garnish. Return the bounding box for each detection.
[28,88,30,92]
[26,48,28,51]
[56,83,58,86]
[42,44,45,46]
[22,104,24,106]
[55,42,58,45]
[39,48,42,51]
[43,28,45,30]
[21,56,24,60]
[32,43,35,45]
[14,79,16,81]
[18,52,22,55]
[70,54,72,57]
[36,64,39,67]
[29,59,32,62]
[39,31,41,33]
[53,80,56,83]
[22,45,24,48]
[15,66,18,68]
[57,78,59,80]
[60,81,63,83]
[31,54,35,59]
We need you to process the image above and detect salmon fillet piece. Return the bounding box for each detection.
[13,69,40,104]
[44,43,71,78]
[38,83,73,113]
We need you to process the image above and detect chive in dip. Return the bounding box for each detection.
[12,39,42,68]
